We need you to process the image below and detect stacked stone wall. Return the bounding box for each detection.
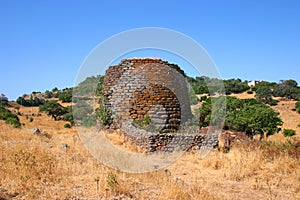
[121,122,219,152]
[103,58,193,132]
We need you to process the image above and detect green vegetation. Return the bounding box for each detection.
[189,92,199,105]
[273,80,300,100]
[82,114,97,127]
[134,114,151,127]
[296,101,300,114]
[252,81,278,92]
[59,88,73,103]
[256,86,273,104]
[106,172,118,189]
[199,96,283,138]
[283,129,296,137]
[95,96,111,126]
[199,95,208,102]
[224,78,250,95]
[0,94,9,107]
[64,123,71,128]
[255,86,278,106]
[0,105,21,128]
[74,75,104,96]
[61,106,74,125]
[16,96,45,107]
[39,101,68,121]
[187,76,249,95]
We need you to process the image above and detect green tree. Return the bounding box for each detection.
[224,78,249,94]
[199,96,282,138]
[252,81,278,92]
[96,96,112,126]
[256,86,273,104]
[233,104,282,137]
[273,79,299,100]
[16,96,45,107]
[61,106,74,125]
[44,90,53,98]
[59,88,73,102]
[39,101,68,120]
[52,87,59,93]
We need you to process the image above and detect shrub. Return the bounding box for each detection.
[296,101,300,113]
[5,117,21,128]
[29,117,33,122]
[247,90,254,94]
[269,99,279,106]
[298,123,300,128]
[0,106,21,128]
[189,93,198,105]
[283,129,296,137]
[62,112,74,125]
[59,88,73,103]
[16,96,45,107]
[106,172,118,189]
[82,114,97,127]
[64,123,71,128]
[96,97,112,126]
[200,95,208,102]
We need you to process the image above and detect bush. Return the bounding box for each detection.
[189,93,198,105]
[59,88,73,103]
[29,117,33,122]
[96,97,111,126]
[283,129,296,137]
[106,172,118,189]
[17,96,45,107]
[296,101,300,113]
[64,123,71,128]
[62,111,74,125]
[0,106,21,128]
[269,99,279,106]
[200,95,208,102]
[247,90,254,94]
[82,114,97,127]
[5,117,21,128]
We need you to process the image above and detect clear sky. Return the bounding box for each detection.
[1,0,300,100]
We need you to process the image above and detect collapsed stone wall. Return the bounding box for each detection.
[103,58,193,133]
[121,122,219,152]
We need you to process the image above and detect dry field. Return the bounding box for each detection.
[0,99,299,199]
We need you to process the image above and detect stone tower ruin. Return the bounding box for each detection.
[103,58,193,133]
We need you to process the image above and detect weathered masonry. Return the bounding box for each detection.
[103,58,193,133]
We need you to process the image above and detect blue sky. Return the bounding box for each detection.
[1,0,300,100]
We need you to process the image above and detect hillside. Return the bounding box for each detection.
[0,97,299,199]
[229,92,300,140]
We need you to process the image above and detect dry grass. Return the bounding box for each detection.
[0,104,299,199]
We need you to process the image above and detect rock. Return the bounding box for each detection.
[61,143,69,151]
[29,128,41,135]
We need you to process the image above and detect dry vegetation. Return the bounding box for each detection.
[0,99,300,199]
